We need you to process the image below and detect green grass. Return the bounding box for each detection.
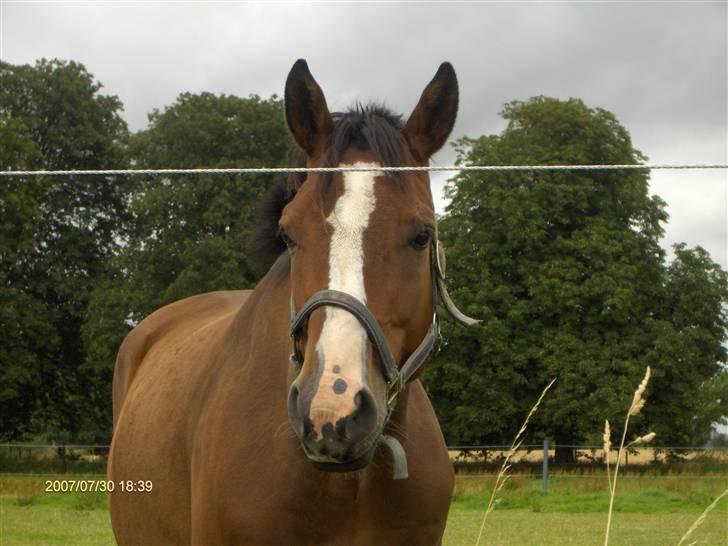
[0,475,113,546]
[444,508,728,546]
[452,473,728,514]
[1,473,726,545]
[0,502,114,546]
[448,471,728,545]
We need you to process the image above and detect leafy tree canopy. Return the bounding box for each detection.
[81,92,292,436]
[424,97,727,457]
[0,59,128,441]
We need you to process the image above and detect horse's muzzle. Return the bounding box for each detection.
[288,383,380,468]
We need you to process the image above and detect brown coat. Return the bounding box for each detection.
[109,257,453,545]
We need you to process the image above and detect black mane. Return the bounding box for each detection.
[248,104,407,271]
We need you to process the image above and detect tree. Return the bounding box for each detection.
[424,97,727,460]
[0,59,129,440]
[82,92,292,434]
[0,115,51,437]
[122,92,290,313]
[644,244,728,446]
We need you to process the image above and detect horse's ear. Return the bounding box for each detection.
[284,59,335,157]
[402,62,459,161]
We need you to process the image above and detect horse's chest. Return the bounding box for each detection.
[240,497,440,546]
[208,472,447,546]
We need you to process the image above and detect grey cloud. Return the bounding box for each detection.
[2,1,725,267]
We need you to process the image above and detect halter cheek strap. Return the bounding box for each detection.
[288,238,479,479]
[435,240,481,327]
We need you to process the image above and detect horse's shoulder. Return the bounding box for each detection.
[112,290,252,426]
[146,290,252,324]
[123,290,252,355]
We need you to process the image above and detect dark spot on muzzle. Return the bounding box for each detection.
[332,378,348,395]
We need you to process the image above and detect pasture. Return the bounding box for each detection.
[1,471,726,546]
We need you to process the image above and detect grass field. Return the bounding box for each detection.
[1,473,726,546]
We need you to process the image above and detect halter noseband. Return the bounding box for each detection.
[288,238,479,479]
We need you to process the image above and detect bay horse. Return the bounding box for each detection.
[108,59,477,545]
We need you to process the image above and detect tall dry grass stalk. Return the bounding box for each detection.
[473,377,557,546]
[604,366,655,546]
[676,487,728,546]
[603,420,611,490]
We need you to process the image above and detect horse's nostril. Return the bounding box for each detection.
[346,388,377,442]
[288,385,300,411]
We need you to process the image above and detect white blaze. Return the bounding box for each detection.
[310,162,380,436]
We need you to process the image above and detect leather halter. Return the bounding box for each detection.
[288,236,479,478]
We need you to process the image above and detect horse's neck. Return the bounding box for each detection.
[229,253,292,374]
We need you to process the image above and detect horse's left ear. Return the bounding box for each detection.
[284,59,335,158]
[402,62,459,161]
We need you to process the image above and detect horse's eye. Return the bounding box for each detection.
[279,227,296,249]
[411,229,432,250]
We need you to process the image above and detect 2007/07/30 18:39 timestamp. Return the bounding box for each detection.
[45,480,153,493]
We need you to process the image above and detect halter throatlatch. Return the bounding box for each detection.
[289,238,479,479]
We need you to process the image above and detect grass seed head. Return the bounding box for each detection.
[629,366,651,416]
[635,432,656,445]
[603,420,611,453]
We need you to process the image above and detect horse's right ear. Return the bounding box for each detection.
[402,62,459,161]
[284,59,334,158]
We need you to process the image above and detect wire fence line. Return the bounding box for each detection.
[2,443,726,450]
[448,444,728,452]
[0,163,727,177]
[456,474,723,480]
[0,472,721,480]
[2,443,724,488]
[0,444,110,450]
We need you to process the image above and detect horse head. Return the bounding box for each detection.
[280,59,473,477]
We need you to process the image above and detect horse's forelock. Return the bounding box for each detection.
[248,104,410,273]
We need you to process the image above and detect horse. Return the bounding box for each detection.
[108,59,477,546]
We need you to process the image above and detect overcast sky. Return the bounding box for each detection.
[1,1,726,268]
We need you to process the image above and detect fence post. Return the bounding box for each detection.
[542,439,549,493]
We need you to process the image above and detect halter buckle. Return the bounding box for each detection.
[386,372,403,408]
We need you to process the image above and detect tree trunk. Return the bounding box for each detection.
[554,444,576,465]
